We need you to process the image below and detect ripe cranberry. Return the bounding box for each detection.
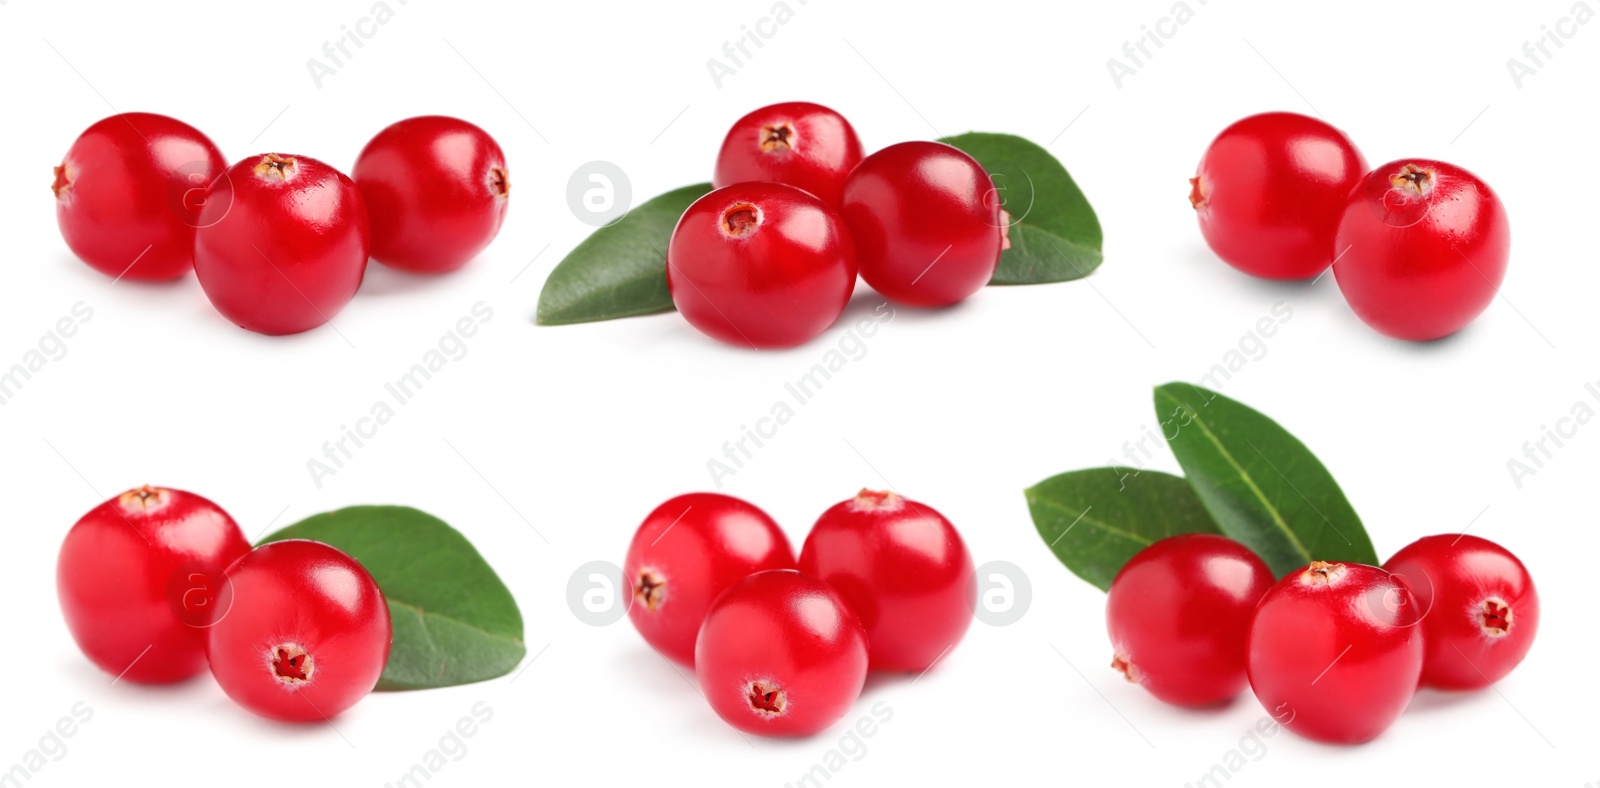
[624,493,796,666]
[1105,534,1274,707]
[713,102,862,207]
[798,490,974,673]
[353,116,510,274]
[1333,159,1510,341]
[53,113,226,281]
[1383,535,1538,690]
[207,540,391,722]
[666,182,856,348]
[1247,561,1423,744]
[1190,112,1367,280]
[839,141,1008,307]
[695,570,868,736]
[194,154,370,335]
[56,485,249,684]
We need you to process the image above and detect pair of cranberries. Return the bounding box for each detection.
[1105,532,1538,744]
[668,102,1010,349]
[1190,111,1510,341]
[623,490,976,736]
[53,112,510,335]
[56,486,391,723]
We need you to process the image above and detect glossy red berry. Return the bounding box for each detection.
[1190,112,1367,280]
[1105,534,1274,707]
[207,540,391,722]
[695,570,868,737]
[667,182,856,348]
[1333,159,1510,341]
[624,493,796,666]
[353,116,509,274]
[840,141,1007,307]
[56,485,249,684]
[194,154,370,335]
[1383,535,1537,690]
[713,102,862,207]
[53,113,226,281]
[798,490,974,673]
[1247,561,1423,744]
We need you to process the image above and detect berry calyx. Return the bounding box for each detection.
[272,644,313,684]
[1190,111,1367,280]
[799,490,975,673]
[57,485,250,684]
[695,570,868,736]
[1382,534,1537,690]
[1105,534,1274,707]
[623,493,796,666]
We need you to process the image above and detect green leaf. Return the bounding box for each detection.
[1153,383,1377,576]
[258,506,526,690]
[536,183,712,325]
[939,132,1103,285]
[1026,469,1222,592]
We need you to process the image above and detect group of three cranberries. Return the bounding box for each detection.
[623,490,976,736]
[55,486,391,722]
[669,102,1011,349]
[53,112,509,335]
[1106,532,1538,744]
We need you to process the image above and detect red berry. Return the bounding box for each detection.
[695,570,868,737]
[624,493,795,666]
[353,116,510,274]
[798,490,974,673]
[666,182,856,348]
[1190,112,1367,280]
[1333,159,1510,341]
[207,540,391,722]
[1247,561,1423,744]
[53,113,226,281]
[839,141,1007,307]
[194,154,370,335]
[1105,534,1274,707]
[56,485,249,684]
[713,102,862,207]
[1383,535,1538,690]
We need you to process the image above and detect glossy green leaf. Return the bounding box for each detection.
[1026,469,1221,592]
[1153,383,1377,576]
[939,132,1103,285]
[536,183,712,325]
[259,506,526,690]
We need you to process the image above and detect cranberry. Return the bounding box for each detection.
[56,486,249,684]
[1383,535,1538,690]
[1333,159,1510,341]
[1247,561,1423,744]
[353,116,510,274]
[53,113,226,281]
[713,102,862,207]
[207,540,391,722]
[695,570,868,736]
[666,182,856,348]
[624,493,795,666]
[839,141,1007,307]
[798,490,974,673]
[1105,534,1274,707]
[194,154,370,335]
[1190,112,1367,280]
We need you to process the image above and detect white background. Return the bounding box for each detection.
[0,0,1594,785]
